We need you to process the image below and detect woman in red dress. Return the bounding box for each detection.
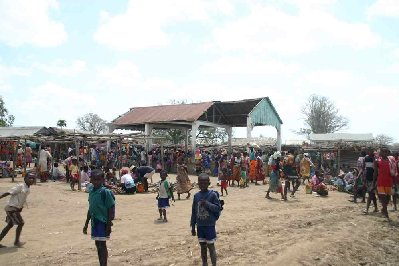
[374,147,395,219]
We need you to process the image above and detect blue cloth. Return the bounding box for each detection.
[137,166,154,177]
[197,225,217,243]
[158,198,170,209]
[91,218,108,241]
[190,190,221,227]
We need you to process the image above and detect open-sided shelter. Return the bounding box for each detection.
[111,97,283,152]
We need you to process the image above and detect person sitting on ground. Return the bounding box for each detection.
[311,171,328,196]
[104,168,117,186]
[119,169,136,194]
[81,165,90,190]
[344,169,358,193]
[51,162,65,181]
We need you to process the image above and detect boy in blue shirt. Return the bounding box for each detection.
[83,170,115,266]
[191,173,221,266]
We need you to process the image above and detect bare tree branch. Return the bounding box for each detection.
[299,94,349,134]
[76,113,107,134]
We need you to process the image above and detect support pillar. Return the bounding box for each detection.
[191,122,199,156]
[227,127,232,154]
[185,128,189,152]
[246,116,253,141]
[144,123,153,152]
[276,124,282,151]
[106,123,116,153]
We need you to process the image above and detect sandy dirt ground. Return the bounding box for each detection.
[0,174,399,266]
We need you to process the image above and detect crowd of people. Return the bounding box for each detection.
[2,141,399,266]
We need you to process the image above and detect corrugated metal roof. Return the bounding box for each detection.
[113,102,214,126]
[309,133,374,142]
[0,127,50,138]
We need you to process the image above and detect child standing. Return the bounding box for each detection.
[0,175,35,248]
[69,158,80,191]
[83,170,115,266]
[191,173,221,266]
[157,170,174,222]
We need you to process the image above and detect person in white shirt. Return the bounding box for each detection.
[0,175,35,248]
[38,146,52,182]
[51,162,65,181]
[120,169,136,194]
[81,165,90,188]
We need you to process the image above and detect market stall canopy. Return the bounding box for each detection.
[112,97,283,130]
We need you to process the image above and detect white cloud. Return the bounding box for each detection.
[201,57,300,75]
[33,60,87,76]
[16,82,96,127]
[300,70,355,89]
[368,0,399,18]
[0,0,67,47]
[382,64,399,73]
[209,5,380,55]
[97,61,142,88]
[94,0,234,51]
[0,63,31,92]
[393,48,399,58]
[287,0,337,10]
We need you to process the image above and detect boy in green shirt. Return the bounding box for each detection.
[83,170,115,266]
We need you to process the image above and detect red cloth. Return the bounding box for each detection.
[377,158,393,188]
[221,180,228,189]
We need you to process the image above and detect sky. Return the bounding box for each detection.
[0,0,398,143]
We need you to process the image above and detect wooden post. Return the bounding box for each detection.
[23,139,27,175]
[36,143,41,185]
[160,141,164,169]
[337,147,341,176]
[12,141,16,182]
[319,148,323,172]
[75,138,81,191]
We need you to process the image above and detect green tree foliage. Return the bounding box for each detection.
[153,128,186,145]
[197,127,228,145]
[76,113,107,134]
[57,119,67,131]
[0,96,15,127]
[299,95,349,135]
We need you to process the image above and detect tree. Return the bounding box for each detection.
[374,134,394,146]
[153,128,186,145]
[76,113,107,134]
[0,96,15,127]
[57,119,67,131]
[196,127,228,145]
[299,95,349,135]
